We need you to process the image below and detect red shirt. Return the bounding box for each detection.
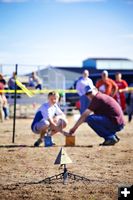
[0,82,4,95]
[89,92,125,126]
[114,80,128,111]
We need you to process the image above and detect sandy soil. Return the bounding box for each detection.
[0,115,133,200]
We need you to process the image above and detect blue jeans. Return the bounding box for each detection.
[80,95,91,114]
[3,107,9,119]
[86,114,124,140]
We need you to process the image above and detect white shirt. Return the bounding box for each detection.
[37,102,63,121]
[76,77,94,96]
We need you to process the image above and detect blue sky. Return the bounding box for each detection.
[0,0,133,68]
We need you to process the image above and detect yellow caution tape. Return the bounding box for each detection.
[0,87,133,94]
[15,79,34,97]
[0,89,77,94]
[128,87,133,91]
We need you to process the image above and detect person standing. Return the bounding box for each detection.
[114,72,128,112]
[29,72,42,90]
[69,85,125,146]
[126,83,133,122]
[0,73,6,86]
[96,70,118,98]
[76,70,94,114]
[8,72,17,90]
[0,73,9,120]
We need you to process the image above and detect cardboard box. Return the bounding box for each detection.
[65,136,75,146]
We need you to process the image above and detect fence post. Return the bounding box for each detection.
[12,64,18,143]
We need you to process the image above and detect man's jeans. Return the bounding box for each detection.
[86,114,124,140]
[80,95,90,114]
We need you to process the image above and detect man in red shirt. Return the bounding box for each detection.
[69,85,125,146]
[114,72,128,112]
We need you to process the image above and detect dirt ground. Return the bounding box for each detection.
[0,115,133,200]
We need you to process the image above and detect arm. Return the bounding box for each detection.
[48,117,58,133]
[119,87,128,93]
[107,79,118,97]
[48,117,57,126]
[119,81,128,93]
[111,81,118,97]
[49,105,67,133]
[76,79,82,96]
[69,109,92,134]
[95,80,101,90]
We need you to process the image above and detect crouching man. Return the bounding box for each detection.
[69,86,125,146]
[31,91,68,147]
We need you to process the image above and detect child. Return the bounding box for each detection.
[31,91,68,147]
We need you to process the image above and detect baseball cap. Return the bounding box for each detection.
[85,85,94,94]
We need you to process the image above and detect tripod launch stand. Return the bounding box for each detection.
[38,148,90,185]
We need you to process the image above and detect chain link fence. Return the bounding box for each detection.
[0,64,77,118]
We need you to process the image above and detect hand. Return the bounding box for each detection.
[50,123,58,133]
[69,127,76,135]
[50,122,57,129]
[119,89,125,93]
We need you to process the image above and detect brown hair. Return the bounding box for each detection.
[48,91,59,98]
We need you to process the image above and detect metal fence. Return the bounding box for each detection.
[0,64,77,118]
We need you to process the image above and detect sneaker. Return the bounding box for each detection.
[99,138,118,146]
[34,138,43,147]
[128,114,132,122]
[52,142,56,146]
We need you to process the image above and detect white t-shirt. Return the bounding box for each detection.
[76,77,94,96]
[37,102,63,121]
[99,84,106,93]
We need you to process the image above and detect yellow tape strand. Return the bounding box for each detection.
[0,89,77,94]
[0,87,133,94]
[15,79,33,97]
